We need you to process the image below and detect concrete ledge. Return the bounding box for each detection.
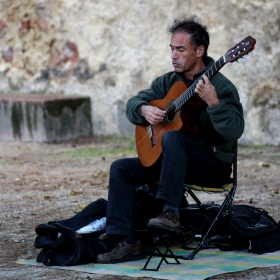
[0,95,93,142]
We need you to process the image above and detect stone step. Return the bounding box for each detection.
[0,95,93,142]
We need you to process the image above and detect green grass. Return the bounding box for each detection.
[61,138,279,160]
[63,135,137,158]
[238,144,273,155]
[238,144,269,152]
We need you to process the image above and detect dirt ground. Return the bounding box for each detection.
[0,136,280,280]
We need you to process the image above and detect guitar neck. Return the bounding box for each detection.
[171,55,227,113]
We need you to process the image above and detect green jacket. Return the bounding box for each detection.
[126,56,244,163]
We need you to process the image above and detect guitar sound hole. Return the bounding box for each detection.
[166,108,176,123]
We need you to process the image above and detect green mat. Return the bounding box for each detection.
[17,246,280,280]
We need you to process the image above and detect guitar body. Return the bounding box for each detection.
[136,81,187,167]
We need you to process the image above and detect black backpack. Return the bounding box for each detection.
[34,198,109,266]
[179,203,280,254]
[228,204,280,254]
[34,192,163,266]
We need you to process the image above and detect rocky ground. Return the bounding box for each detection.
[0,136,280,280]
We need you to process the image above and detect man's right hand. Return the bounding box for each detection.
[141,105,166,125]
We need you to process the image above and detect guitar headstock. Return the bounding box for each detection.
[225,36,256,63]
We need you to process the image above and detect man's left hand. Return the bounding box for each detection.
[195,74,220,107]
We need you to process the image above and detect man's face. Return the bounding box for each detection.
[170,32,203,79]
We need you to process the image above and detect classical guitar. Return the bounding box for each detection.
[136,35,256,167]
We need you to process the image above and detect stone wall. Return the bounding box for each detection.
[0,95,93,142]
[0,0,279,144]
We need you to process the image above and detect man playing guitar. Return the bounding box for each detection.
[97,16,245,264]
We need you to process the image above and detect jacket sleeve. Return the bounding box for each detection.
[207,74,244,141]
[125,75,171,125]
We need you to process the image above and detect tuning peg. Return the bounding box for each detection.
[247,52,252,58]
[242,56,246,62]
[237,59,242,63]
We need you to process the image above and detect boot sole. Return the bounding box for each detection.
[147,221,181,232]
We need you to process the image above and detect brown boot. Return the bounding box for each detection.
[96,239,146,264]
[147,209,180,232]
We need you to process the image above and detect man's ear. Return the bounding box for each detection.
[196,45,205,58]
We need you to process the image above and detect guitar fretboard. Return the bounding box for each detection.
[168,55,226,113]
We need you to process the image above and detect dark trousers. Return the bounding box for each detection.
[106,130,232,236]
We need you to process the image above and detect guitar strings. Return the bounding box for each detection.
[173,56,224,112]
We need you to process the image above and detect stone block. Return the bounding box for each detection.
[0,95,93,142]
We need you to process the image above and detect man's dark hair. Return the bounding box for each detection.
[168,16,209,58]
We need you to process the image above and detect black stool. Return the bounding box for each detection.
[134,229,183,271]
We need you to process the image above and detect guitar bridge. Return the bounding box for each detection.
[147,125,155,147]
